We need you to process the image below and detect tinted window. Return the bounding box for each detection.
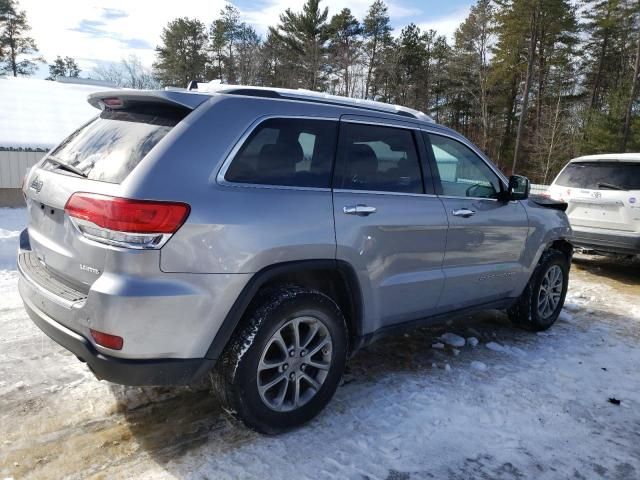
[427,133,501,199]
[555,162,640,190]
[335,123,423,194]
[45,105,189,184]
[225,118,337,188]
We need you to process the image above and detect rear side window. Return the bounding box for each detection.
[45,105,189,184]
[225,118,338,188]
[555,162,640,190]
[334,123,423,194]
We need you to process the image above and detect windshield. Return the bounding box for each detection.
[44,105,189,184]
[555,162,640,190]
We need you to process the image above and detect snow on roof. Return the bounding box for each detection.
[0,77,107,150]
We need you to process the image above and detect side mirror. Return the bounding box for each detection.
[507,175,530,201]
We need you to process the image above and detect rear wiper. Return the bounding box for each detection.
[597,182,625,190]
[47,156,88,178]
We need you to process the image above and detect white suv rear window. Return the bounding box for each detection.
[555,162,640,190]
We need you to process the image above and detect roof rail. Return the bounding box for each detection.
[194,81,434,123]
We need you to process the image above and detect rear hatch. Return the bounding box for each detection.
[22,92,202,293]
[551,161,640,233]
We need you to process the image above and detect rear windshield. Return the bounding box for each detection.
[44,104,189,183]
[555,161,640,190]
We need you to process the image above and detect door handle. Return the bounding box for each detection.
[452,208,476,218]
[344,204,377,216]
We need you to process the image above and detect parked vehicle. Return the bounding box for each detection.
[18,84,573,433]
[548,154,640,256]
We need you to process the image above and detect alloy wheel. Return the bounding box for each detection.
[257,316,333,412]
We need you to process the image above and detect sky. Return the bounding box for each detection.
[17,0,474,80]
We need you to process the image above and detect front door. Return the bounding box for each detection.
[332,119,449,333]
[424,132,530,310]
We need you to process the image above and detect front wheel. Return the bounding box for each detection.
[211,285,348,434]
[508,249,570,331]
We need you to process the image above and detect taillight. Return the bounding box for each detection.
[90,329,123,350]
[65,193,190,249]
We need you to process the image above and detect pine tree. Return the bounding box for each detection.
[271,0,329,90]
[581,0,640,153]
[47,56,80,80]
[451,0,495,150]
[153,17,208,87]
[0,0,40,77]
[395,24,424,107]
[209,5,242,83]
[362,0,392,99]
[327,8,362,96]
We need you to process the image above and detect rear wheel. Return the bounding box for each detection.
[211,285,348,434]
[508,249,569,331]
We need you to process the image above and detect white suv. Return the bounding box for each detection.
[549,154,640,256]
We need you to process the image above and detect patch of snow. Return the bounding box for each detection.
[485,341,506,352]
[2,208,640,479]
[558,311,573,322]
[431,342,445,350]
[471,361,488,372]
[439,332,466,348]
[0,209,25,271]
[0,77,107,149]
[466,337,479,347]
[564,302,581,312]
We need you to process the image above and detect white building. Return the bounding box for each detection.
[0,77,112,206]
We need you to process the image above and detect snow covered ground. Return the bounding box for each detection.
[1,207,639,479]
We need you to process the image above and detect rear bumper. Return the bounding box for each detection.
[21,287,214,386]
[572,226,640,255]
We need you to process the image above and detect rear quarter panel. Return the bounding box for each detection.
[132,95,340,274]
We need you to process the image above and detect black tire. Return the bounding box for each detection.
[507,248,570,331]
[211,285,348,434]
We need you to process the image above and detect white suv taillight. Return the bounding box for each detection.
[64,193,190,249]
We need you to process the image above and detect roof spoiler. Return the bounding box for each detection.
[87,90,209,111]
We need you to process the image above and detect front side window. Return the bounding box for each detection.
[225,118,337,188]
[427,133,502,199]
[334,123,423,194]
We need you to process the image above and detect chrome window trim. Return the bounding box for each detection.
[333,188,438,198]
[340,117,423,131]
[422,129,510,189]
[216,115,338,191]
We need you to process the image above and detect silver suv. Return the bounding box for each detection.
[18,85,573,433]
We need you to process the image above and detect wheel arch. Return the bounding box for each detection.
[205,259,363,360]
[548,238,574,262]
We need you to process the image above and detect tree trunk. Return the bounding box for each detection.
[512,4,540,175]
[478,32,489,152]
[543,86,563,184]
[589,6,611,111]
[364,38,378,99]
[11,42,17,77]
[621,36,640,152]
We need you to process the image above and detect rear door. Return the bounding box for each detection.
[23,102,191,291]
[332,118,448,332]
[424,132,530,310]
[552,161,640,233]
